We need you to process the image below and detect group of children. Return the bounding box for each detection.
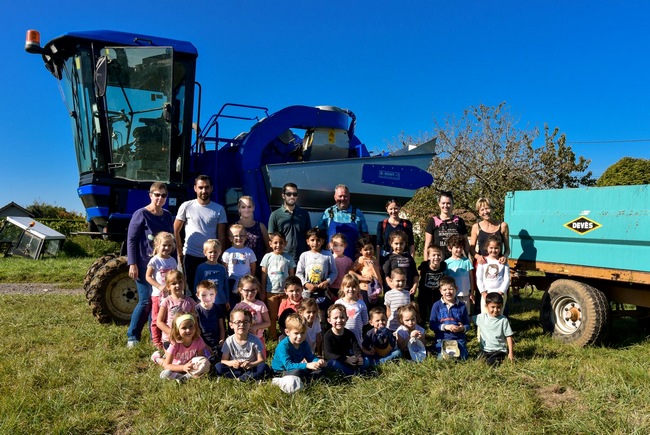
[142,221,514,391]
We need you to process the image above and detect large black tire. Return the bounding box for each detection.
[540,279,609,346]
[86,256,137,325]
[83,253,118,295]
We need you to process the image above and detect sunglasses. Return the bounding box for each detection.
[283,191,298,197]
[151,192,168,198]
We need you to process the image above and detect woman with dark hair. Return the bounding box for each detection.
[375,198,414,265]
[126,182,174,348]
[423,191,469,261]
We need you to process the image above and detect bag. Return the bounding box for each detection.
[441,340,461,360]
[368,278,383,302]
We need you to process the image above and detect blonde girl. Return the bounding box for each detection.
[159,312,210,383]
[231,275,270,358]
[236,196,270,270]
[350,236,383,307]
[145,231,177,349]
[336,274,368,344]
[156,270,196,349]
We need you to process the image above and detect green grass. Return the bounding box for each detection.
[0,256,93,287]
[1,290,649,433]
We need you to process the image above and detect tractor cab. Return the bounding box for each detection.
[27,31,198,238]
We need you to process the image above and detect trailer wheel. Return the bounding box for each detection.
[540,279,609,346]
[83,253,118,294]
[86,256,136,324]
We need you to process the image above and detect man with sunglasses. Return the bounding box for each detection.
[268,183,311,264]
[174,175,228,299]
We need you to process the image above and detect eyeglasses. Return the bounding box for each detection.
[231,320,251,325]
[151,192,168,198]
[241,288,257,293]
[283,191,298,197]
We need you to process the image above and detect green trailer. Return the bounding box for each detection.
[505,184,650,346]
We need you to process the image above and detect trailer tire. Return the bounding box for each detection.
[86,256,136,324]
[83,253,118,294]
[540,279,609,347]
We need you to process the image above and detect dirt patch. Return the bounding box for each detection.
[0,283,83,295]
[537,384,579,409]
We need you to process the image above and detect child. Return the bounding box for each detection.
[145,231,177,350]
[299,298,323,356]
[384,268,412,332]
[194,239,229,314]
[232,275,270,358]
[429,276,470,360]
[476,235,511,314]
[271,313,326,393]
[260,232,295,340]
[350,236,383,307]
[381,230,418,296]
[278,276,304,321]
[296,227,337,331]
[474,292,514,366]
[159,312,210,383]
[336,274,368,345]
[215,308,272,380]
[445,234,475,311]
[394,303,426,361]
[329,233,353,300]
[195,280,226,362]
[155,270,196,350]
[417,244,448,327]
[362,307,402,364]
[222,224,258,309]
[323,304,370,375]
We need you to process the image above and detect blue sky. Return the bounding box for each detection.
[3,1,649,213]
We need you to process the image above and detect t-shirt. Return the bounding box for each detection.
[376,219,415,258]
[445,257,474,297]
[382,253,418,289]
[417,261,447,296]
[475,313,513,353]
[296,250,337,286]
[394,324,426,351]
[260,252,295,293]
[323,328,363,361]
[221,333,265,363]
[167,336,207,365]
[160,296,197,342]
[194,262,229,305]
[267,205,312,264]
[147,255,178,297]
[305,320,322,353]
[331,255,354,289]
[476,258,510,295]
[425,215,467,260]
[232,300,268,341]
[195,303,224,351]
[176,200,227,257]
[336,298,368,344]
[384,289,411,331]
[222,247,257,280]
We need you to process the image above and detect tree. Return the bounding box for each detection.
[26,201,84,220]
[596,157,650,186]
[401,103,595,230]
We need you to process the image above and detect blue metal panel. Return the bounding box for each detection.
[50,30,198,56]
[505,184,650,273]
[77,185,110,196]
[86,206,109,219]
[361,164,433,189]
[126,189,153,214]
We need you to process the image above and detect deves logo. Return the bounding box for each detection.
[564,216,601,235]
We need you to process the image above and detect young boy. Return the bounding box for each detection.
[362,307,402,364]
[329,233,353,297]
[323,304,370,375]
[278,276,304,320]
[384,268,412,331]
[222,224,257,309]
[215,308,271,380]
[260,232,296,340]
[475,292,514,366]
[296,227,337,331]
[381,230,419,295]
[195,280,226,363]
[429,276,470,360]
[299,298,323,356]
[271,313,326,393]
[194,239,229,313]
[445,234,475,311]
[417,244,448,327]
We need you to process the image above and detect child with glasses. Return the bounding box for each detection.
[231,275,270,358]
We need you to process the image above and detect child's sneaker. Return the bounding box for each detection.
[151,351,163,365]
[176,374,192,385]
[126,339,139,349]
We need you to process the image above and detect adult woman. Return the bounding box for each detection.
[423,191,469,261]
[375,198,415,264]
[236,196,270,274]
[126,182,175,348]
[469,197,510,264]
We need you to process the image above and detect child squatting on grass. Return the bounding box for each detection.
[474,292,514,366]
[158,311,211,383]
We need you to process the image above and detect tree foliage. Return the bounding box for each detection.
[596,157,650,186]
[26,201,84,220]
[402,103,595,230]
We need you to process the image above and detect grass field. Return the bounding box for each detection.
[1,286,649,434]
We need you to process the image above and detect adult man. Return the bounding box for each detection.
[268,182,311,264]
[174,175,227,298]
[317,184,368,259]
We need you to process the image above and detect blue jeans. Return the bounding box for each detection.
[127,265,152,341]
[370,348,402,365]
[327,358,371,375]
[214,362,271,381]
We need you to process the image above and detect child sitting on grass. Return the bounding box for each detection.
[323,304,370,375]
[159,312,210,383]
[394,303,426,362]
[429,276,470,360]
[362,307,402,365]
[299,298,323,356]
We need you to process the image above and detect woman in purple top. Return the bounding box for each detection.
[126,182,175,347]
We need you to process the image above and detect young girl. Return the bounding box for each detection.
[394,303,426,361]
[156,270,196,349]
[159,311,210,383]
[232,275,270,358]
[336,274,368,345]
[350,237,383,307]
[145,231,177,350]
[299,298,323,356]
[382,230,419,296]
[476,235,511,314]
[236,196,270,273]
